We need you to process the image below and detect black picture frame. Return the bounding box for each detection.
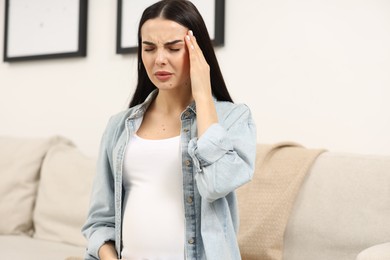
[116,0,225,54]
[3,0,88,62]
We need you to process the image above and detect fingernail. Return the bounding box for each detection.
[186,35,190,41]
[189,30,194,36]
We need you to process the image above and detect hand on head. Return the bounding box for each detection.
[185,30,212,102]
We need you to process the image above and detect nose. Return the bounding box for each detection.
[155,49,167,66]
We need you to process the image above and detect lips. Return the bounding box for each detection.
[155,71,173,81]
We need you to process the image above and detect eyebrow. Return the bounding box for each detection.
[142,39,183,46]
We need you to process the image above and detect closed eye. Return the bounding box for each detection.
[143,48,155,52]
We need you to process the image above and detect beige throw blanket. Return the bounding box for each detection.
[237,142,326,260]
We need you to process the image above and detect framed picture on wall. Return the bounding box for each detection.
[116,0,225,54]
[3,0,88,62]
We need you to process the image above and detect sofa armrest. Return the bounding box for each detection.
[356,242,390,260]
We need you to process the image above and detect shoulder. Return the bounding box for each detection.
[215,101,251,113]
[105,110,128,133]
[106,104,143,129]
[214,101,253,126]
[102,106,140,143]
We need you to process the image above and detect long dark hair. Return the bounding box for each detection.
[128,0,233,108]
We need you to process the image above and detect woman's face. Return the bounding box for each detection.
[141,18,190,91]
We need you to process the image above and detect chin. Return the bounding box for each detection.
[153,82,178,90]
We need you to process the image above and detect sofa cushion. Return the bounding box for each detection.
[283,152,390,260]
[0,235,85,260]
[0,136,69,235]
[33,142,96,247]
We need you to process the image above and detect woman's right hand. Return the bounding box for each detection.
[98,241,119,260]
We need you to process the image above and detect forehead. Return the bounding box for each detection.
[141,18,188,42]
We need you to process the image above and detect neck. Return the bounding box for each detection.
[154,88,193,114]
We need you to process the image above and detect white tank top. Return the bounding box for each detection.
[121,134,185,260]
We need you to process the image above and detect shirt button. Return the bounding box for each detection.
[187,196,193,204]
[184,111,191,117]
[188,238,195,244]
[185,160,191,166]
[183,128,189,133]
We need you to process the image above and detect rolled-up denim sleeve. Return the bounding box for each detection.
[188,104,257,202]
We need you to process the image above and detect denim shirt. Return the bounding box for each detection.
[82,90,257,260]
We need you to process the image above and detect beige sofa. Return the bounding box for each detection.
[237,143,390,260]
[0,136,389,260]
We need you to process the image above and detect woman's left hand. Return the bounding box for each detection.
[185,30,213,102]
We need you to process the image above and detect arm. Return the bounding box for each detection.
[82,118,118,259]
[185,31,257,202]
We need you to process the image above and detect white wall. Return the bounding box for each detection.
[1,0,389,157]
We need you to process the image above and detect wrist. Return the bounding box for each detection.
[193,92,213,105]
